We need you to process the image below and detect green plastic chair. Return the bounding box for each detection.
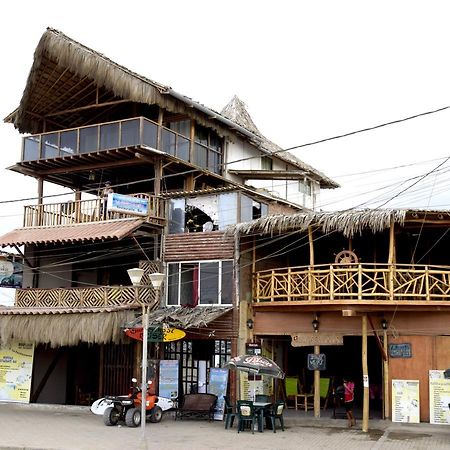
[265,401,285,433]
[223,395,236,429]
[237,400,257,434]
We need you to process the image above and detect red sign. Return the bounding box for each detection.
[124,327,143,341]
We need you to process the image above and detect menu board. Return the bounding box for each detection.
[391,379,420,423]
[429,370,450,425]
[159,360,179,400]
[208,368,229,420]
[0,342,34,403]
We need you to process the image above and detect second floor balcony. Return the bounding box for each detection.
[254,263,450,307]
[23,194,166,227]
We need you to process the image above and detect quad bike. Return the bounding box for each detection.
[102,378,164,427]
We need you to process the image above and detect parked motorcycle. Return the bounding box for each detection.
[101,378,164,427]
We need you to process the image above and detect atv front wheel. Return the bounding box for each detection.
[125,407,141,427]
[103,406,120,426]
[149,405,163,423]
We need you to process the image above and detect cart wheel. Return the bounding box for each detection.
[125,407,141,427]
[103,407,120,426]
[149,406,163,423]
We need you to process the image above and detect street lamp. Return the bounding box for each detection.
[127,268,164,441]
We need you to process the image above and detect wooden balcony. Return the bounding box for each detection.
[23,194,166,227]
[254,263,450,308]
[15,285,156,309]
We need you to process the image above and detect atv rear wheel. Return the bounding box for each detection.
[125,407,141,427]
[149,405,163,423]
[103,406,120,426]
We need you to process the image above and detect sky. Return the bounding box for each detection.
[1,2,450,232]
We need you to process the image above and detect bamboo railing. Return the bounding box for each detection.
[15,285,156,309]
[254,263,450,303]
[23,194,166,227]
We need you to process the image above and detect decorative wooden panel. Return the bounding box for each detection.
[164,232,234,262]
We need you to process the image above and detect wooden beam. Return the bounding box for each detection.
[314,344,320,418]
[45,99,131,117]
[362,314,369,432]
[383,328,390,420]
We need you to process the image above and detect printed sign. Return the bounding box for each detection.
[291,333,344,347]
[392,379,420,423]
[0,257,23,288]
[429,370,450,425]
[307,353,326,371]
[389,343,412,358]
[0,342,34,403]
[124,325,186,343]
[159,360,179,400]
[107,193,148,216]
[208,368,229,421]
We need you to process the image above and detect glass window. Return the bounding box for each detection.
[167,263,179,305]
[299,179,312,196]
[79,126,98,153]
[143,120,158,149]
[261,203,268,217]
[200,262,219,305]
[217,193,238,229]
[60,130,77,156]
[209,133,222,152]
[194,143,207,168]
[240,194,253,223]
[221,261,233,304]
[261,156,273,170]
[100,123,119,150]
[194,125,208,145]
[23,136,41,161]
[180,263,198,306]
[42,133,59,158]
[120,119,139,147]
[169,120,190,138]
[177,136,190,162]
[161,129,176,156]
[168,199,186,234]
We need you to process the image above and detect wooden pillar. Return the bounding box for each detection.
[362,314,369,432]
[308,227,315,301]
[314,345,320,418]
[383,328,389,419]
[154,159,162,196]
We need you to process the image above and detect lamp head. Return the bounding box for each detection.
[149,272,165,290]
[127,268,144,286]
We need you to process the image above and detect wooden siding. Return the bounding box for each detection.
[164,232,234,261]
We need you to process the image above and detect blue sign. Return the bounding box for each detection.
[107,193,148,216]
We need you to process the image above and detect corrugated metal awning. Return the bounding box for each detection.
[0,219,145,247]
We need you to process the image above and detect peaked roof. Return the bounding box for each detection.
[5,28,337,189]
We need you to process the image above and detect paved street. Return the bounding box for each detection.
[0,403,448,450]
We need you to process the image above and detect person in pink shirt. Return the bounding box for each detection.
[343,377,356,427]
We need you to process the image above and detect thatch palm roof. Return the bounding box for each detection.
[6,28,337,189]
[230,208,450,238]
[0,307,136,348]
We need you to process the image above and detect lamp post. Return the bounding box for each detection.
[127,268,165,442]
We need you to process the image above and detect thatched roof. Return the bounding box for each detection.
[126,306,233,329]
[0,307,137,348]
[228,209,450,238]
[221,96,338,189]
[6,28,337,189]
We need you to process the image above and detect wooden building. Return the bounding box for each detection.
[233,209,450,425]
[0,28,335,404]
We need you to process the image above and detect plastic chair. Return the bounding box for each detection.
[237,400,257,434]
[223,395,236,429]
[265,401,285,433]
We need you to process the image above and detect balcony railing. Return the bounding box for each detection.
[22,116,222,174]
[23,194,166,227]
[254,263,450,303]
[15,285,156,309]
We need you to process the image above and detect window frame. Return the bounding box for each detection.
[166,259,233,306]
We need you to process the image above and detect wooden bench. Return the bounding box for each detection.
[175,393,217,421]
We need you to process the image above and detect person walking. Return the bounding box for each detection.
[101,181,114,219]
[343,377,356,427]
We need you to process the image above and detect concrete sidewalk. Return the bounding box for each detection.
[0,403,448,450]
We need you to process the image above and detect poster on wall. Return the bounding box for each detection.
[391,379,420,423]
[159,360,179,400]
[0,342,34,403]
[208,368,229,420]
[429,370,450,425]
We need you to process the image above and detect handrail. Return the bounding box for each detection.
[254,263,450,302]
[23,194,166,227]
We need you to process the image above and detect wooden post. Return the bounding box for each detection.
[309,226,315,301]
[388,217,395,301]
[362,314,369,432]
[383,328,389,419]
[314,345,320,418]
[154,159,162,196]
